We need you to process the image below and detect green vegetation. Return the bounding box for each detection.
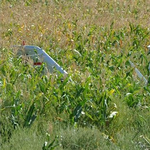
[1,0,150,149]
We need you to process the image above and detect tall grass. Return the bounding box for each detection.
[1,0,150,149]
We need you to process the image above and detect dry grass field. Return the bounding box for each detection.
[1,0,150,47]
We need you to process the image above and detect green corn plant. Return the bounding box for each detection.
[42,134,59,150]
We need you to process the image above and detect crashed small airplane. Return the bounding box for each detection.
[15,42,67,75]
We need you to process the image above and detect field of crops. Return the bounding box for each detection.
[1,0,150,149]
